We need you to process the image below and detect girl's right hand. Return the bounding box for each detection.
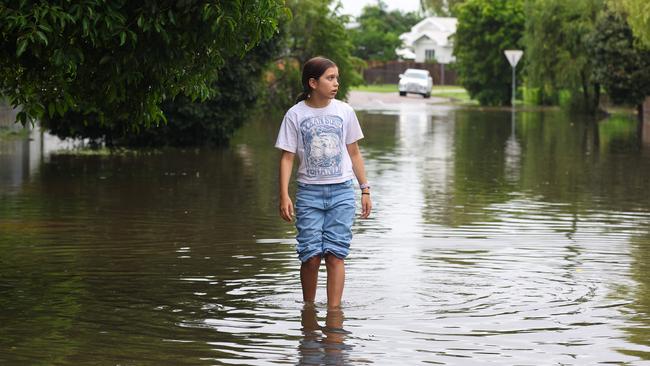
[279,196,294,222]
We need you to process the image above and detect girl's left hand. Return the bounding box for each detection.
[361,194,372,219]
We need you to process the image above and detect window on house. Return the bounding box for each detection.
[425,49,436,61]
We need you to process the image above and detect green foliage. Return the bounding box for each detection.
[420,0,466,16]
[0,126,30,140]
[522,0,604,111]
[623,0,650,47]
[453,0,525,106]
[266,0,364,110]
[588,9,650,108]
[0,0,286,128]
[350,1,421,61]
[42,36,282,147]
[598,113,639,152]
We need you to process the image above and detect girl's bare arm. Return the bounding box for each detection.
[278,150,295,222]
[347,142,372,219]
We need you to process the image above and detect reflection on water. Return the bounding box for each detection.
[1,106,650,365]
[299,305,351,365]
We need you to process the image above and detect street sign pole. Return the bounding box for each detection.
[510,66,517,108]
[504,50,524,107]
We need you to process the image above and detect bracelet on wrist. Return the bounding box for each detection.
[359,182,371,190]
[361,192,370,196]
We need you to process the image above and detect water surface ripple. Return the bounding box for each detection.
[1,107,649,365]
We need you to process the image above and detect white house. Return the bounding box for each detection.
[397,17,457,64]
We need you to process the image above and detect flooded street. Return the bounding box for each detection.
[1,98,650,365]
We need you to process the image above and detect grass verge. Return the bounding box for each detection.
[51,147,163,156]
[352,84,474,103]
[0,127,30,140]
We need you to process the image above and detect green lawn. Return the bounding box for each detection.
[0,127,30,140]
[352,84,401,93]
[352,84,473,102]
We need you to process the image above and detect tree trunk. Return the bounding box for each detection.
[580,72,592,113]
[643,97,650,146]
[593,83,600,112]
[638,103,644,123]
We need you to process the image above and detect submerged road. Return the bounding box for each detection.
[347,90,450,111]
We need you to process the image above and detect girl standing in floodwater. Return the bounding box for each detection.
[275,56,372,309]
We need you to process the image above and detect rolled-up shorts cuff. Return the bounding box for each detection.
[323,246,348,260]
[298,249,323,263]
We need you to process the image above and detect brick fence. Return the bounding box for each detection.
[363,60,458,85]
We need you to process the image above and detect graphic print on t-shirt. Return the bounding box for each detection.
[300,115,344,178]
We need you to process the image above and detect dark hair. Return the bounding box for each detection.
[295,56,337,104]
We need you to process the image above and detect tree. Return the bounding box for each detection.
[623,0,650,47]
[453,0,524,106]
[266,0,363,109]
[0,1,286,128]
[42,36,282,146]
[522,0,604,111]
[588,8,650,116]
[350,1,421,61]
[420,0,466,16]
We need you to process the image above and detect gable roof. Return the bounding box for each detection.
[414,17,457,33]
[412,32,454,47]
[401,16,457,47]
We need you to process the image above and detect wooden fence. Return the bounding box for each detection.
[0,101,18,128]
[363,61,458,85]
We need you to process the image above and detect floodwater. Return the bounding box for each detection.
[1,102,650,365]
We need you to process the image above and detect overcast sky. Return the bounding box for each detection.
[338,0,421,17]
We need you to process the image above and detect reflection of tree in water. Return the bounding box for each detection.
[419,109,513,227]
[298,305,352,365]
[354,111,399,169]
[624,229,650,360]
[597,114,641,154]
[0,229,83,364]
[418,109,650,230]
[0,124,297,364]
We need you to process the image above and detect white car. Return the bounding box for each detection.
[398,68,433,98]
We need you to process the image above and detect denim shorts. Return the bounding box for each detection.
[295,180,356,262]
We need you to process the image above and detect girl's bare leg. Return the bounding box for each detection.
[324,254,345,308]
[301,255,322,303]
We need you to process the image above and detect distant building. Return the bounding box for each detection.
[397,16,457,64]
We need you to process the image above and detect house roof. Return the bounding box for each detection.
[400,16,457,47]
[412,32,453,47]
[414,17,457,33]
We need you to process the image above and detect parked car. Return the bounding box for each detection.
[398,68,433,98]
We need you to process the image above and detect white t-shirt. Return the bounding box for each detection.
[275,99,364,184]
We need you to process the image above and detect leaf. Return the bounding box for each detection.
[38,24,52,33]
[16,40,28,57]
[119,32,126,46]
[16,111,27,125]
[99,55,111,65]
[56,101,65,116]
[32,103,45,117]
[36,31,48,45]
